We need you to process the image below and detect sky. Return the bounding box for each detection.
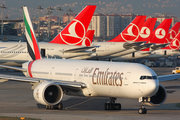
[0,0,180,20]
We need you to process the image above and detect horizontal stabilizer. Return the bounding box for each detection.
[0,65,27,72]
[151,43,170,50]
[158,74,180,81]
[62,46,98,53]
[123,41,145,49]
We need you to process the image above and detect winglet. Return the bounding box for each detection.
[23,6,42,60]
[49,5,96,46]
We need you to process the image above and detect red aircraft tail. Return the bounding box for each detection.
[150,19,172,44]
[49,5,96,46]
[166,22,180,43]
[108,16,146,42]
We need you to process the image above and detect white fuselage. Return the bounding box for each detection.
[112,51,151,61]
[22,59,159,99]
[91,42,130,58]
[0,42,130,66]
[0,42,93,66]
[145,49,180,58]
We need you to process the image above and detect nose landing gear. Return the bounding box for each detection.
[138,97,148,114]
[138,104,147,114]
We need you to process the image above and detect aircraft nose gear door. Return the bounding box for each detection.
[124,72,131,86]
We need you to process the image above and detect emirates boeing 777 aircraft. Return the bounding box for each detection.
[0,6,179,114]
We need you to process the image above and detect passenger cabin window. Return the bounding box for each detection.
[140,76,157,80]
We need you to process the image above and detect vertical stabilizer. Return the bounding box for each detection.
[82,30,95,47]
[108,16,146,42]
[23,6,42,60]
[135,18,157,42]
[49,5,96,46]
[166,22,180,43]
[163,32,180,50]
[150,19,172,44]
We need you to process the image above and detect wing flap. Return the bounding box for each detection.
[158,74,180,82]
[151,43,169,50]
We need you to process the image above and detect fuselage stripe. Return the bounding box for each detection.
[28,60,35,77]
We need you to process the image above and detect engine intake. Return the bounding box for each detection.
[33,81,63,106]
[143,84,167,106]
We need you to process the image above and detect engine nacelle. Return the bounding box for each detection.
[33,81,63,106]
[143,84,167,106]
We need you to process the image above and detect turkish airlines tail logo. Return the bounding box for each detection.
[155,28,166,39]
[82,30,95,46]
[108,16,146,42]
[49,5,96,46]
[166,22,180,43]
[150,19,172,44]
[169,32,180,50]
[139,27,150,38]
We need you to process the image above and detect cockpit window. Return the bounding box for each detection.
[140,76,157,80]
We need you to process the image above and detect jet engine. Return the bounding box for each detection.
[33,81,63,106]
[143,84,167,106]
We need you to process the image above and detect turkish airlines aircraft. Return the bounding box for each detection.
[99,17,157,60]
[0,5,96,66]
[145,20,180,58]
[0,6,180,114]
[112,19,175,61]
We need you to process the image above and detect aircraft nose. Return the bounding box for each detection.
[148,79,159,96]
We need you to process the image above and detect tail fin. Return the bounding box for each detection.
[166,22,180,43]
[150,19,172,44]
[135,18,157,42]
[23,6,42,60]
[49,5,96,46]
[108,15,146,42]
[82,30,95,47]
[163,32,180,50]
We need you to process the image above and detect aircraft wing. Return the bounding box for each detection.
[151,43,169,50]
[123,41,145,49]
[158,74,180,82]
[0,65,26,72]
[62,46,98,53]
[0,74,87,91]
[134,43,154,51]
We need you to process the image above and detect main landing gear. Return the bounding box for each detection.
[104,97,121,110]
[46,103,63,110]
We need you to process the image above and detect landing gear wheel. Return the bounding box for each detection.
[104,103,121,110]
[57,103,63,110]
[46,103,63,110]
[138,108,147,114]
[46,105,51,109]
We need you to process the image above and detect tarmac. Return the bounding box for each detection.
[0,67,180,120]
